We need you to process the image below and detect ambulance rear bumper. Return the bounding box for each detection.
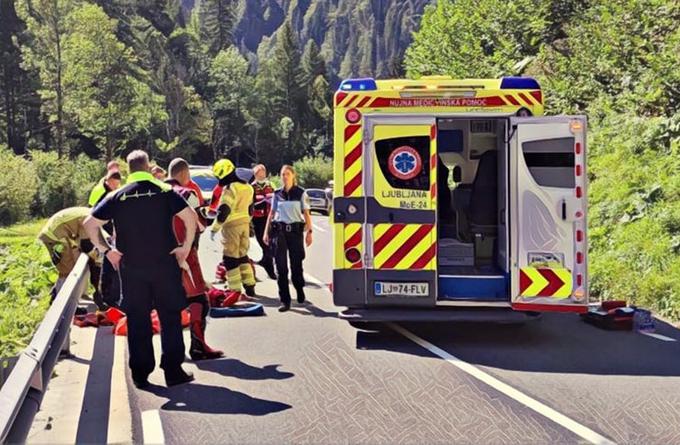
[339,307,540,324]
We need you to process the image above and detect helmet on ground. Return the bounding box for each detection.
[213,159,235,180]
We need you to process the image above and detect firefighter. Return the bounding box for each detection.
[38,207,105,308]
[210,159,257,297]
[251,164,276,279]
[263,165,313,312]
[167,158,223,360]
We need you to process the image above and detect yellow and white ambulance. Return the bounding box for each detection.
[331,76,587,322]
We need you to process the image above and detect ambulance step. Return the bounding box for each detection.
[438,275,507,300]
[339,307,539,324]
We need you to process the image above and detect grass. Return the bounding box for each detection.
[0,219,55,358]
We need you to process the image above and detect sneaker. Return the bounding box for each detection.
[278,304,291,313]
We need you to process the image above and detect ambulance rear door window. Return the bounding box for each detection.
[522,137,575,188]
[376,136,430,190]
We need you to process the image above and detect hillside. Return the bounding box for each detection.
[188,0,431,82]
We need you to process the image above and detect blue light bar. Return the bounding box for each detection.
[339,78,378,92]
[500,77,540,90]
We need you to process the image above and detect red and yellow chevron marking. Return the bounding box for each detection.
[343,223,363,269]
[343,123,363,197]
[373,223,436,270]
[429,125,437,207]
[336,93,379,108]
[519,267,572,299]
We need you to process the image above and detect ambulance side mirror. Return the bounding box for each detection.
[452,166,462,183]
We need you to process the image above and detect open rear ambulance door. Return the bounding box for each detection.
[509,116,588,313]
[363,117,438,307]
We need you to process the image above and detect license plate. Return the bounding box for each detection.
[374,281,429,298]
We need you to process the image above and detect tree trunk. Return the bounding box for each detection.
[54,25,65,158]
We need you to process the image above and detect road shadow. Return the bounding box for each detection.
[75,327,115,444]
[355,313,680,377]
[148,382,291,415]
[195,358,294,381]
[288,302,338,318]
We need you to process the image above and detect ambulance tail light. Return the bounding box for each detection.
[345,108,362,124]
[345,247,361,264]
[572,131,587,302]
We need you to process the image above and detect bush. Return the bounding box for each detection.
[30,151,104,217]
[293,156,333,189]
[0,148,38,226]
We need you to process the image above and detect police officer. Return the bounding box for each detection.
[84,150,196,389]
[263,165,313,312]
[251,164,276,279]
[210,159,257,298]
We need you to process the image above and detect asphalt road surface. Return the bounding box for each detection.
[127,214,680,445]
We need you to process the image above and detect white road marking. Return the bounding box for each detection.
[304,273,329,289]
[640,332,677,342]
[108,336,133,443]
[141,409,165,444]
[389,323,617,445]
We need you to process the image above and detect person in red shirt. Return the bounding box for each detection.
[167,158,223,361]
[252,164,276,279]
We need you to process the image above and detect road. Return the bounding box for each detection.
[30,214,680,444]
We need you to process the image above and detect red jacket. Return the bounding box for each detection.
[252,181,274,219]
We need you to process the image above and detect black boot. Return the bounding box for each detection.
[244,285,256,297]
[165,368,194,387]
[296,288,306,304]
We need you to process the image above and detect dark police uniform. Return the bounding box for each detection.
[92,171,189,382]
[270,185,310,307]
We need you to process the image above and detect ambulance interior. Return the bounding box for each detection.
[436,118,508,301]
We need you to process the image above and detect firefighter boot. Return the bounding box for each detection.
[188,298,224,361]
[240,257,256,297]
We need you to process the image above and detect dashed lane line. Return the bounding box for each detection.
[312,223,327,233]
[141,409,165,444]
[389,323,617,445]
[640,332,677,342]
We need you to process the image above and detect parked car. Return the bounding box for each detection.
[189,166,219,203]
[305,188,332,214]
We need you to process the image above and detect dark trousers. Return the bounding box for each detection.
[273,229,306,305]
[253,217,273,267]
[120,262,187,380]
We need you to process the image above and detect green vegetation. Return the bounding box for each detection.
[406,0,680,319]
[0,220,53,358]
[1,0,427,170]
[0,146,103,226]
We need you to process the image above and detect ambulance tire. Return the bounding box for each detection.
[209,303,265,318]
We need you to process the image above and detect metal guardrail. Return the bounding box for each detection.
[0,254,90,444]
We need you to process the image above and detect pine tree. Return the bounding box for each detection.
[16,0,82,157]
[198,0,236,57]
[271,21,303,122]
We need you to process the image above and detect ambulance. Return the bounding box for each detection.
[331,76,588,322]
